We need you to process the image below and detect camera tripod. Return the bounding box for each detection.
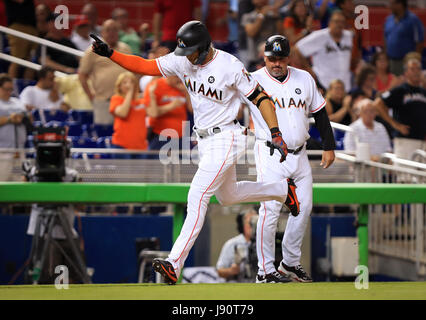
[26,205,91,284]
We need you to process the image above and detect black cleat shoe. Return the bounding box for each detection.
[256,271,292,283]
[278,262,312,282]
[284,178,300,216]
[152,258,177,285]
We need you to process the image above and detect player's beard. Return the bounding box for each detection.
[269,66,286,78]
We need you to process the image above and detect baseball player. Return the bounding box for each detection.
[245,35,336,283]
[90,21,298,284]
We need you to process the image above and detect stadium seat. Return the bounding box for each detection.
[334,130,346,150]
[94,124,114,137]
[68,110,94,124]
[43,109,69,122]
[13,78,36,95]
[66,122,83,136]
[70,136,98,148]
[96,136,112,148]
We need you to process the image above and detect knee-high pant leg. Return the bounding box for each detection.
[281,156,313,267]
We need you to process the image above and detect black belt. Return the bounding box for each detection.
[288,144,304,155]
[196,120,239,139]
[266,141,305,155]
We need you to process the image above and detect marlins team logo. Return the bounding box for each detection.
[177,38,186,48]
[273,41,281,52]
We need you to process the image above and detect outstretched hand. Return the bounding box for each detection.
[90,34,113,57]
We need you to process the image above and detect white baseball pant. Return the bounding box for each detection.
[254,140,313,275]
[166,125,287,277]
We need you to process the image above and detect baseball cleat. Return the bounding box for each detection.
[256,271,292,283]
[284,178,300,216]
[152,258,177,285]
[278,262,312,283]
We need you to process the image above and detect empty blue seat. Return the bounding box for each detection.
[96,136,112,148]
[94,124,113,137]
[70,136,97,148]
[68,110,94,124]
[14,79,36,94]
[67,122,83,136]
[43,109,69,122]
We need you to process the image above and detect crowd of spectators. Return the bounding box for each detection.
[0,0,425,162]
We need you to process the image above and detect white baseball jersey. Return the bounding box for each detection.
[250,65,326,276]
[156,49,259,130]
[247,66,326,149]
[296,28,353,91]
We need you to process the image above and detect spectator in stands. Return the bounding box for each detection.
[139,46,170,94]
[152,0,202,51]
[315,0,338,29]
[372,51,401,94]
[109,72,148,158]
[294,10,353,91]
[4,0,38,79]
[0,73,28,181]
[216,0,239,47]
[70,15,93,52]
[241,0,282,71]
[0,73,28,150]
[111,8,141,56]
[373,58,426,160]
[334,0,361,73]
[20,66,70,112]
[325,79,352,126]
[81,2,102,36]
[38,13,80,74]
[78,19,132,125]
[138,22,151,58]
[282,0,314,46]
[236,0,255,68]
[344,98,392,161]
[350,64,377,101]
[144,76,188,156]
[282,0,315,69]
[216,209,258,282]
[384,0,424,76]
[35,3,51,38]
[55,74,93,111]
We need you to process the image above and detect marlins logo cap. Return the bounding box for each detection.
[264,35,290,57]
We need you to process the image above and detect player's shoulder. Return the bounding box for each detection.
[342,29,354,38]
[288,66,315,82]
[216,49,244,67]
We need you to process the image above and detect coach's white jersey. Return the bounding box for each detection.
[248,66,326,149]
[296,28,353,91]
[157,49,258,130]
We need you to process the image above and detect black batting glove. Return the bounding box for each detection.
[267,127,288,163]
[90,34,113,57]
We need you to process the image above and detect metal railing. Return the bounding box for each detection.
[0,25,84,76]
[337,152,426,280]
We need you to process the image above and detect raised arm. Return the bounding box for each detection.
[90,34,162,76]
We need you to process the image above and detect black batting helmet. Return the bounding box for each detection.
[174,21,211,60]
[264,35,290,57]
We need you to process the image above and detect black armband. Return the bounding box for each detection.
[313,107,336,151]
[247,84,265,101]
[256,95,271,108]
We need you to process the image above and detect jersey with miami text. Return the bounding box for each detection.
[247,66,326,149]
[156,49,258,130]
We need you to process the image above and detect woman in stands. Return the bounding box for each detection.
[372,51,401,94]
[325,79,353,126]
[109,72,149,159]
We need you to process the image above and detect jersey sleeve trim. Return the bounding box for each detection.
[244,81,260,98]
[311,99,326,113]
[156,59,167,77]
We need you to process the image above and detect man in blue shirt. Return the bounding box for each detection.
[384,0,424,76]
